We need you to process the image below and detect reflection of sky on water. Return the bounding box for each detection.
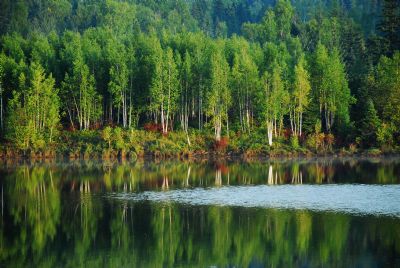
[111,184,400,217]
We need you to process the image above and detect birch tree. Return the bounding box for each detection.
[312,43,352,132]
[192,43,207,130]
[230,48,259,133]
[207,50,231,141]
[262,64,289,146]
[107,38,129,127]
[291,55,311,137]
[61,59,102,130]
[179,50,192,133]
[7,62,60,149]
[150,47,179,134]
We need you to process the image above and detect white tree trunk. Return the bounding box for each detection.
[267,120,273,146]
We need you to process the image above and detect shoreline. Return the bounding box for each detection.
[1,129,398,161]
[0,149,399,162]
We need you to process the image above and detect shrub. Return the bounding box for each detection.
[113,127,125,150]
[365,148,382,156]
[144,123,162,133]
[290,136,300,150]
[214,137,229,152]
[101,126,112,150]
[325,133,335,151]
[377,123,394,150]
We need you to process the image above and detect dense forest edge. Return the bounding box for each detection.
[0,0,399,159]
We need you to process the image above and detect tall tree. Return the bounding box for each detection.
[150,47,179,134]
[291,55,311,137]
[207,50,231,141]
[262,64,289,146]
[371,52,400,133]
[6,62,59,150]
[179,50,192,134]
[230,46,259,133]
[61,59,102,130]
[379,0,400,53]
[312,43,352,132]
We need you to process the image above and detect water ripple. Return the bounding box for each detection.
[109,184,400,217]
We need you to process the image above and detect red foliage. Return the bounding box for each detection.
[325,134,335,146]
[325,133,335,146]
[283,128,291,139]
[91,122,102,130]
[215,162,229,175]
[144,123,162,133]
[213,137,229,151]
[66,124,76,132]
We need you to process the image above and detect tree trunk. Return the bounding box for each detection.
[267,120,273,146]
[215,115,221,142]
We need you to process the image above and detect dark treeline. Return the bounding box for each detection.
[0,0,399,154]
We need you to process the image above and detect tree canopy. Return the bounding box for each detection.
[0,0,399,151]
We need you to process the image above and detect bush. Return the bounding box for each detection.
[113,127,125,150]
[102,126,112,150]
[228,131,269,155]
[144,123,162,133]
[365,148,382,156]
[290,136,300,150]
[214,137,229,152]
[377,123,394,150]
[325,133,334,151]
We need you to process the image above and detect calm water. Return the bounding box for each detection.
[0,158,400,267]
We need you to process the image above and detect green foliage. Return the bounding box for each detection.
[207,48,231,141]
[0,0,399,154]
[150,45,179,134]
[378,0,400,53]
[371,52,400,133]
[113,127,125,150]
[101,126,112,150]
[359,99,381,147]
[291,54,311,136]
[377,123,394,150]
[311,44,354,132]
[6,62,60,151]
[290,136,300,150]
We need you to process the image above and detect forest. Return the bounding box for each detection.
[0,0,399,158]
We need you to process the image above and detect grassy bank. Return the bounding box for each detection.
[1,128,398,160]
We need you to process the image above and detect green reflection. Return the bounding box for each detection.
[0,159,399,267]
[2,166,60,266]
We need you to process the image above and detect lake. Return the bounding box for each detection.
[0,157,399,267]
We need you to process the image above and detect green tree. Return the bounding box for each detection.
[291,55,311,137]
[179,50,192,133]
[61,59,102,130]
[261,64,289,146]
[150,47,179,134]
[207,49,231,141]
[230,40,260,133]
[378,0,400,53]
[371,52,400,134]
[106,37,129,127]
[359,99,381,147]
[6,62,59,150]
[312,44,353,132]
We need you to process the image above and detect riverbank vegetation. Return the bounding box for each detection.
[0,0,399,158]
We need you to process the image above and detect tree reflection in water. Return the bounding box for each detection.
[0,158,399,266]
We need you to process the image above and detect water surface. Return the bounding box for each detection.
[0,157,399,267]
